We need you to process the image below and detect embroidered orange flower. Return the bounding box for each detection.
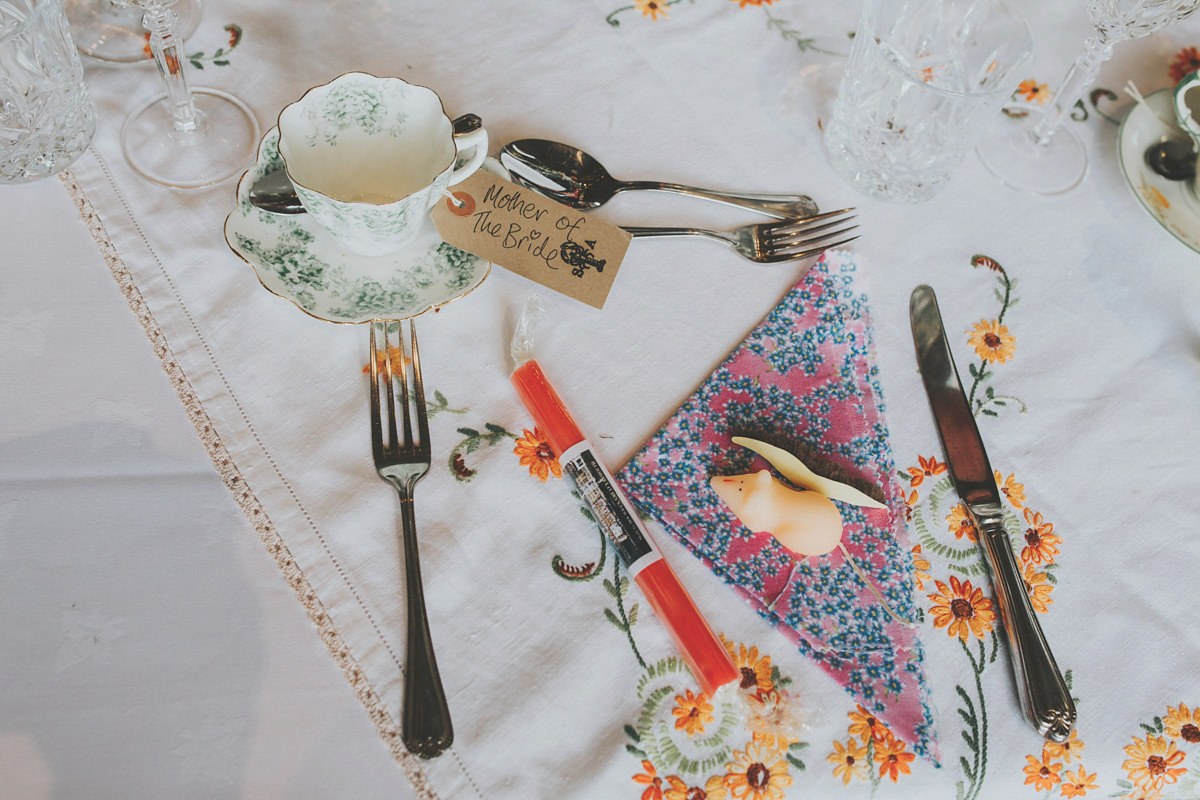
[633,759,665,800]
[968,319,1017,363]
[994,470,1026,509]
[671,689,714,736]
[828,737,870,784]
[635,0,669,19]
[945,503,979,542]
[906,455,946,487]
[1123,735,1188,791]
[911,545,931,591]
[362,345,408,376]
[1022,752,1063,790]
[1021,562,1055,614]
[847,703,888,744]
[927,575,996,641]
[513,428,562,481]
[733,0,777,5]
[745,688,806,749]
[720,735,792,799]
[1016,79,1050,104]
[1060,765,1098,797]
[1170,46,1200,83]
[1164,703,1200,743]
[873,731,915,782]
[1021,508,1061,565]
[723,637,774,694]
[1043,729,1084,764]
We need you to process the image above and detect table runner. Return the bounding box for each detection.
[46,0,1200,796]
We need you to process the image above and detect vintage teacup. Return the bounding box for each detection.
[277,72,488,257]
[1173,71,1200,184]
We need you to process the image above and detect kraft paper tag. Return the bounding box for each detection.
[432,170,632,310]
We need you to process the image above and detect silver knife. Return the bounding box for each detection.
[909,284,1076,743]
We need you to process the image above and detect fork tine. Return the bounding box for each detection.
[766,208,857,240]
[771,222,860,249]
[408,319,430,456]
[381,322,402,457]
[388,321,413,455]
[369,321,385,461]
[765,233,862,262]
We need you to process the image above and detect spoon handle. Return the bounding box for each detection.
[621,181,819,219]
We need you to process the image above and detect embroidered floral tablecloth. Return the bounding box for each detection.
[6,0,1200,797]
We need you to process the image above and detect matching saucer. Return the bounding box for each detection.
[1117,88,1200,254]
[224,127,491,324]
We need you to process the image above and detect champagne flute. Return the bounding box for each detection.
[976,0,1200,194]
[65,0,200,65]
[120,0,258,188]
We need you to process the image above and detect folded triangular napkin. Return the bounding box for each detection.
[616,250,937,760]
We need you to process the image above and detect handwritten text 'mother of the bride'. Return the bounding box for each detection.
[470,183,586,271]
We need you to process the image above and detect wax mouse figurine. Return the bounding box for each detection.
[710,469,844,556]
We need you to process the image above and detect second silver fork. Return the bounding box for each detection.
[369,319,453,759]
[622,207,859,263]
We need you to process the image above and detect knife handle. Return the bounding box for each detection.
[974,508,1077,743]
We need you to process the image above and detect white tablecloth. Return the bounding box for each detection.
[4,1,1200,798]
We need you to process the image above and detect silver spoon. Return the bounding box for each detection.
[248,114,483,215]
[496,138,819,219]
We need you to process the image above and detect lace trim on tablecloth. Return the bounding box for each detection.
[56,160,443,800]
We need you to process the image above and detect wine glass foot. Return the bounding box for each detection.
[122,87,259,189]
[65,0,201,65]
[976,114,1088,195]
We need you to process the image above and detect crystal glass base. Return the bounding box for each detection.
[121,87,259,189]
[65,0,200,64]
[975,117,1088,195]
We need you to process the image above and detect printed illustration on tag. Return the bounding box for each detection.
[432,170,632,309]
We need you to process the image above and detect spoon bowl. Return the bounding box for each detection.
[1144,138,1196,182]
[497,138,820,219]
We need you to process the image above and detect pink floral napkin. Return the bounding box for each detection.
[616,250,937,760]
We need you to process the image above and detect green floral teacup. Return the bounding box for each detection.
[277,72,487,257]
[1173,70,1200,187]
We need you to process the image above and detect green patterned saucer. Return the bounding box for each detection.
[224,126,491,324]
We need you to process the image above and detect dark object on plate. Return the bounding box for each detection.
[1144,139,1196,181]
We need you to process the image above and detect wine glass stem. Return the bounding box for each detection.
[141,5,202,137]
[1029,33,1114,147]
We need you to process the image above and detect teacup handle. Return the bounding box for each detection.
[448,118,488,186]
[1173,71,1200,145]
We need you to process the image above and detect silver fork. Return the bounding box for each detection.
[622,207,859,263]
[369,319,453,759]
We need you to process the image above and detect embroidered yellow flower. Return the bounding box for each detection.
[723,638,774,694]
[945,503,979,541]
[1123,735,1188,792]
[1164,703,1200,743]
[663,775,704,800]
[994,470,1026,509]
[846,703,888,744]
[513,428,562,482]
[1043,729,1084,765]
[635,0,669,19]
[1021,562,1055,614]
[671,689,714,736]
[968,319,1016,363]
[1022,752,1063,790]
[1060,765,1099,797]
[1021,508,1061,565]
[733,0,777,6]
[928,576,996,641]
[828,737,870,784]
[745,688,806,749]
[720,735,792,800]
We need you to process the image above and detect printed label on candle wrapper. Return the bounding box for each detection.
[432,171,632,309]
[559,441,660,577]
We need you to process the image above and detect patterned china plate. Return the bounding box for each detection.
[1117,88,1200,254]
[224,126,491,324]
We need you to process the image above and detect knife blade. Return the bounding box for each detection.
[909,284,1076,743]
